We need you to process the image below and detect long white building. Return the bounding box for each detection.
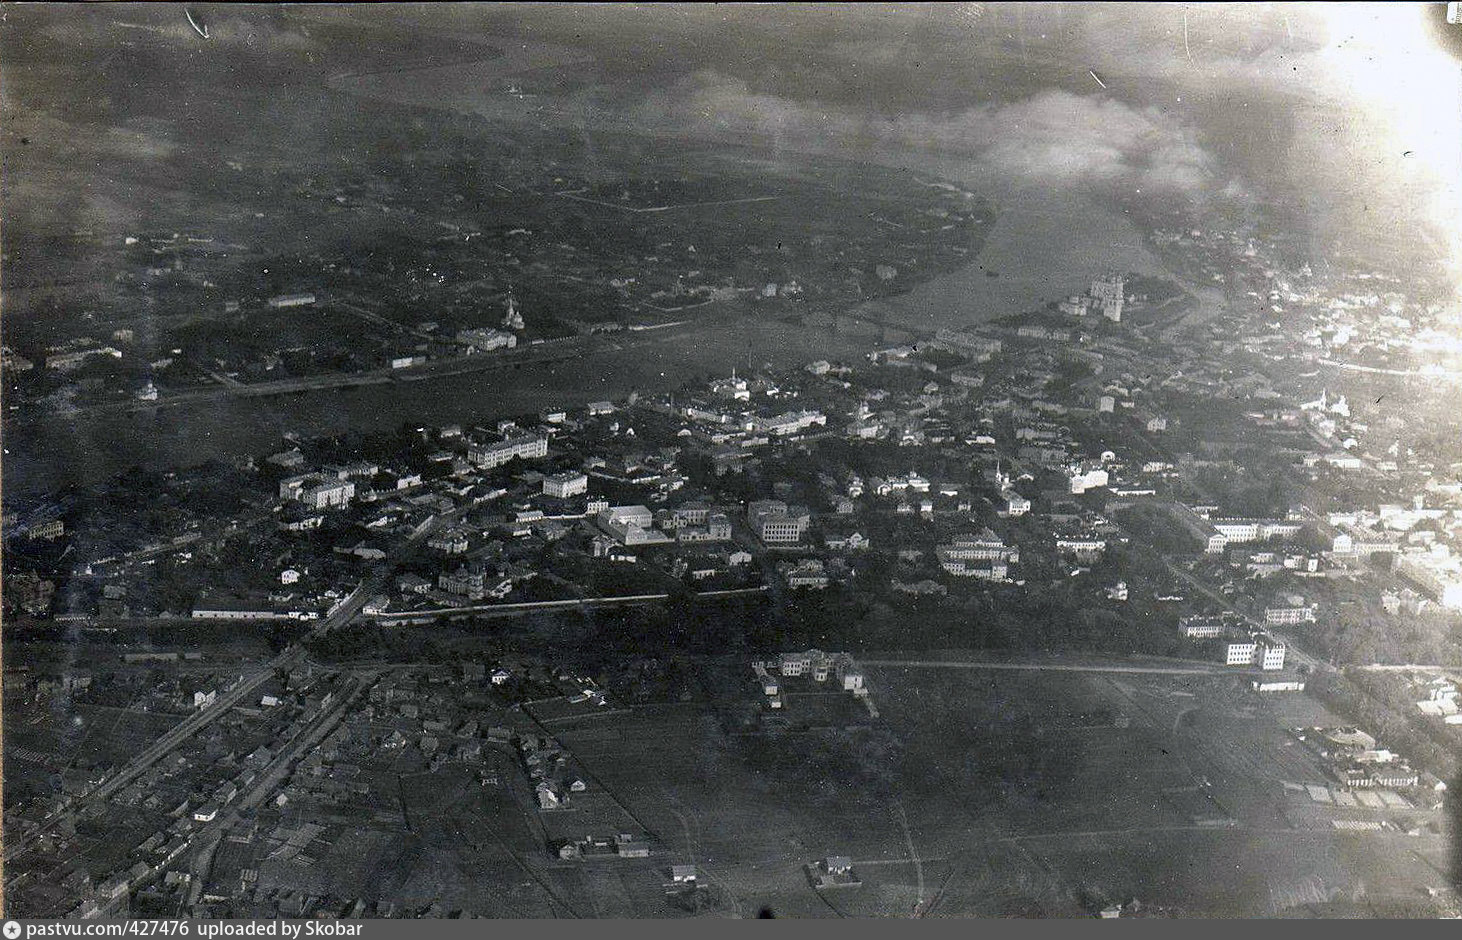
[468,432,548,469]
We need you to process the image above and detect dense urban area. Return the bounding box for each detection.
[6,2,1462,923]
[9,195,1462,915]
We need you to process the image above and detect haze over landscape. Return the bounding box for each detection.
[7,3,1460,495]
[5,2,1462,922]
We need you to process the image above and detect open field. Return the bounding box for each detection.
[8,646,1455,917]
[531,665,1456,917]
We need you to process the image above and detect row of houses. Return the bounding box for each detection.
[755,650,866,691]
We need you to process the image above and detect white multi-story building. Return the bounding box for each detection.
[775,650,865,692]
[280,477,355,510]
[778,650,814,676]
[1068,465,1109,495]
[938,557,1009,580]
[677,513,732,543]
[1056,537,1107,560]
[748,500,810,544]
[468,432,548,469]
[1209,517,1305,544]
[542,471,589,499]
[1225,634,1286,670]
[938,530,1018,564]
[599,505,651,528]
[1002,489,1031,517]
[751,410,827,436]
[598,505,671,546]
[1179,615,1229,639]
[1090,274,1124,322]
[672,502,713,526]
[1394,546,1462,609]
[936,531,1017,581]
[1264,605,1317,625]
[1226,641,1258,666]
[835,658,865,692]
[1260,642,1287,671]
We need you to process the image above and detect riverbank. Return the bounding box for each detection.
[4,51,1177,502]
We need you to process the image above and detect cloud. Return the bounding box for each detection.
[612,2,1455,274]
[642,71,1217,196]
[1061,3,1461,272]
[42,9,318,53]
[5,107,178,162]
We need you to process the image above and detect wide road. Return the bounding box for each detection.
[370,584,767,622]
[235,675,370,813]
[862,657,1228,676]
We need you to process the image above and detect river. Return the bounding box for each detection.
[4,54,1171,501]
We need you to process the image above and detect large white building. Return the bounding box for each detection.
[468,432,548,469]
[599,505,652,529]
[751,410,827,436]
[1225,634,1286,670]
[1394,546,1462,609]
[542,471,589,499]
[748,500,811,544]
[1090,274,1125,322]
[1264,605,1317,625]
[278,473,355,510]
[1068,465,1109,495]
[1001,488,1031,517]
[456,327,518,352]
[1209,517,1305,544]
[1179,615,1229,639]
[938,530,1018,563]
[1056,537,1107,560]
[677,514,732,543]
[936,530,1018,580]
[773,649,865,691]
[301,479,355,510]
[598,505,672,546]
[937,557,1009,580]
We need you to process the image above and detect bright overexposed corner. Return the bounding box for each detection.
[1314,3,1462,298]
